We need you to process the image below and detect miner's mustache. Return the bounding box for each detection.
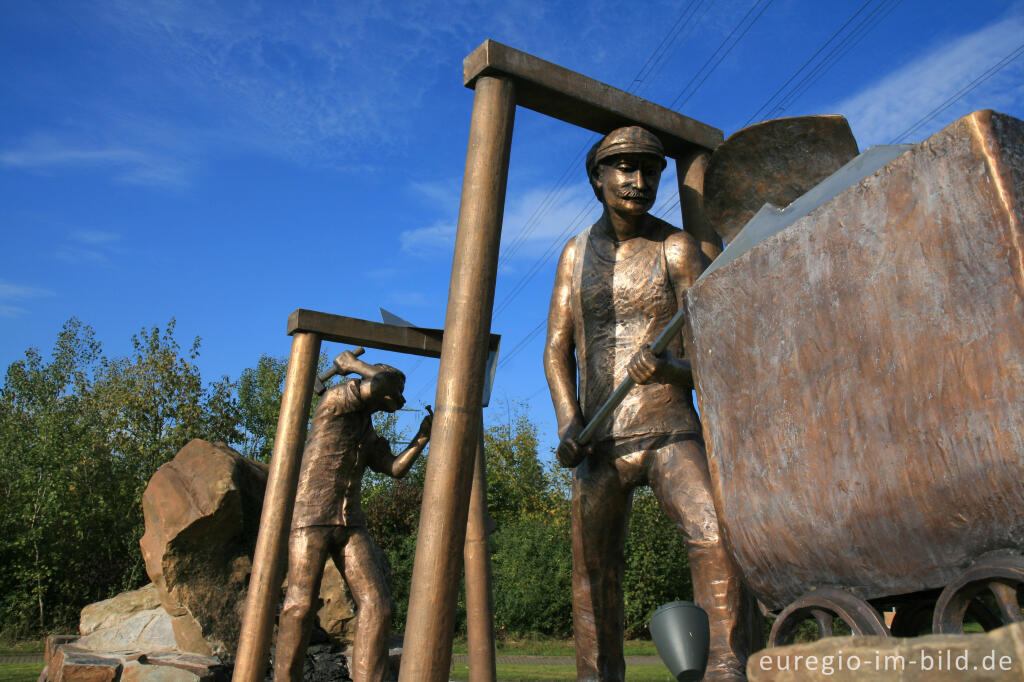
[617,189,653,201]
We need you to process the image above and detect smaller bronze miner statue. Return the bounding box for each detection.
[545,126,749,680]
[274,349,432,682]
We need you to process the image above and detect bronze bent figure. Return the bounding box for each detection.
[274,349,432,682]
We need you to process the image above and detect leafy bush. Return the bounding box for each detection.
[624,488,692,638]
[491,515,573,637]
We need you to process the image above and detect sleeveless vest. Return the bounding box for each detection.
[571,219,699,442]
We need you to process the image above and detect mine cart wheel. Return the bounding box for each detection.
[769,587,890,647]
[889,598,936,637]
[932,554,1024,634]
[890,596,999,636]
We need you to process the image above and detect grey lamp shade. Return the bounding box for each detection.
[649,600,710,682]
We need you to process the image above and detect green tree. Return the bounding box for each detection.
[483,402,558,527]
[236,355,289,462]
[490,514,573,637]
[0,319,246,637]
[362,410,425,631]
[479,402,574,636]
[94,320,241,479]
[0,319,110,634]
[234,353,333,462]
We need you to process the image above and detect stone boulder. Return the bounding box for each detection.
[140,440,268,661]
[140,440,356,662]
[77,584,176,653]
[748,622,1024,681]
[316,564,357,644]
[43,644,225,682]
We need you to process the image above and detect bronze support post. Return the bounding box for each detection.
[676,151,723,263]
[399,74,515,682]
[464,414,496,682]
[233,331,322,682]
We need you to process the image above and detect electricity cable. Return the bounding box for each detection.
[768,0,902,118]
[888,41,1024,144]
[743,0,876,126]
[668,0,777,111]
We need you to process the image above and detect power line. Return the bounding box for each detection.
[743,0,876,126]
[496,1,715,272]
[669,0,777,111]
[635,0,718,100]
[489,3,784,390]
[497,147,588,266]
[767,0,902,119]
[889,42,1024,144]
[656,0,902,213]
[498,319,547,369]
[631,0,700,91]
[497,0,774,322]
[492,201,599,317]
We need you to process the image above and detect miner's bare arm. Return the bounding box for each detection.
[545,240,588,466]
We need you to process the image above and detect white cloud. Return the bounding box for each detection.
[499,186,597,258]
[0,134,190,187]
[5,0,704,188]
[0,146,145,167]
[400,220,457,254]
[72,230,119,245]
[409,179,463,208]
[0,280,54,318]
[831,15,1024,146]
[398,185,595,259]
[54,230,123,265]
[54,247,108,265]
[400,161,683,261]
[386,291,432,308]
[499,161,681,259]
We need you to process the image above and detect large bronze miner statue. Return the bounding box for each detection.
[274,349,432,682]
[544,126,748,681]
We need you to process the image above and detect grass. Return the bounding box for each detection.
[449,638,668,681]
[0,640,44,657]
[0,661,44,682]
[450,663,672,681]
[451,638,658,657]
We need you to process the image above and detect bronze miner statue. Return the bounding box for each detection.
[274,349,432,682]
[544,126,749,681]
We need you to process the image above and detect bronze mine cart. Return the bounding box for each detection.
[686,110,1024,646]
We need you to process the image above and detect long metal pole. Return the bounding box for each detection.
[233,331,321,682]
[399,74,515,682]
[464,413,496,682]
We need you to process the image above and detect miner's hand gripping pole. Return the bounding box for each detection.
[576,301,690,445]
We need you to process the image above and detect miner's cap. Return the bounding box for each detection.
[586,126,667,176]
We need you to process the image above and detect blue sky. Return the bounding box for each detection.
[2,0,1023,450]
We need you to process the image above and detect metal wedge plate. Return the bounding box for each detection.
[700,144,914,280]
[704,115,859,246]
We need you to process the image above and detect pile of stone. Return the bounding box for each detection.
[42,440,356,682]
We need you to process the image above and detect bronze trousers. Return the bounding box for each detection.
[274,525,393,682]
[571,434,748,681]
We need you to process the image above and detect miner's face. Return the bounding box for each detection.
[593,153,663,216]
[369,373,406,413]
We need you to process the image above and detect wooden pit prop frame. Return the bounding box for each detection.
[233,310,500,682]
[234,40,723,682]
